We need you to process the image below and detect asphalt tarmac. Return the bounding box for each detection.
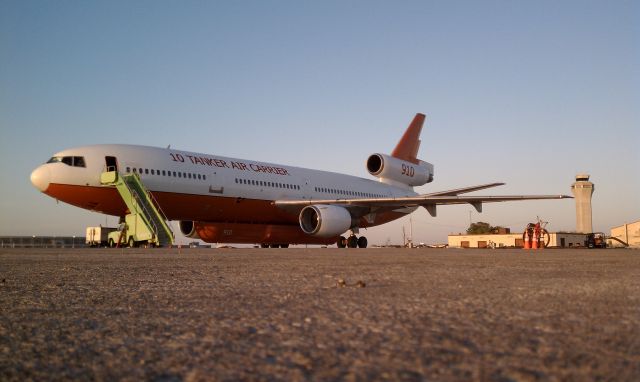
[1,247,639,381]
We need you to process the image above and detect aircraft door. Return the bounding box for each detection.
[302,178,312,200]
[105,156,118,172]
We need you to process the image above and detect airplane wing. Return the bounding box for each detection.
[422,182,505,196]
[274,183,572,218]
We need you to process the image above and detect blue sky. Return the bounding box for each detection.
[1,1,637,244]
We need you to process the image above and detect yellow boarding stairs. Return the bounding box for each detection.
[101,170,174,247]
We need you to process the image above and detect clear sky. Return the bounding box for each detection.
[1,1,638,245]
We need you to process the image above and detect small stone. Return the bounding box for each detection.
[356,280,366,288]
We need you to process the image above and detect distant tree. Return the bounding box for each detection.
[467,222,492,234]
[466,222,508,235]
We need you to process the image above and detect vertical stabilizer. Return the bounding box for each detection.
[391,113,425,164]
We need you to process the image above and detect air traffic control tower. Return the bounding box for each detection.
[571,174,594,233]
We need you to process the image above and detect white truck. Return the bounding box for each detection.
[86,226,118,247]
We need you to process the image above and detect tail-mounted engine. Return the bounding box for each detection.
[367,153,434,188]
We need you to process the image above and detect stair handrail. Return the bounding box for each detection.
[119,171,162,241]
[143,182,174,240]
[125,172,174,243]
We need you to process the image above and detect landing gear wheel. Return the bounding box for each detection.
[128,236,136,248]
[261,244,269,248]
[347,236,358,248]
[357,236,368,248]
[280,244,289,248]
[108,238,115,248]
[337,236,347,248]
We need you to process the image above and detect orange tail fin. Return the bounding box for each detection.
[391,113,425,164]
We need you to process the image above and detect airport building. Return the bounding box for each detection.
[447,232,588,249]
[609,220,640,248]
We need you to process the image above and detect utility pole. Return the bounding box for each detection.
[409,216,413,248]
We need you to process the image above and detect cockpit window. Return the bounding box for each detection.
[46,156,86,168]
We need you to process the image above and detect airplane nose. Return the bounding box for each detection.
[30,165,51,192]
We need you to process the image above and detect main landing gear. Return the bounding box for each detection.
[337,235,368,248]
[260,244,290,248]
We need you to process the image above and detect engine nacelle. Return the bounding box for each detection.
[179,220,200,239]
[299,204,352,238]
[366,153,434,187]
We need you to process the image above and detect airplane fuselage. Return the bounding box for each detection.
[31,144,418,245]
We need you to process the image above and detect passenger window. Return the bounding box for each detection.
[126,167,130,173]
[151,169,155,175]
[203,175,206,180]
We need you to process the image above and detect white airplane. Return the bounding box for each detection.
[30,114,571,248]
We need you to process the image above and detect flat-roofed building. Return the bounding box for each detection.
[609,220,640,248]
[448,232,588,248]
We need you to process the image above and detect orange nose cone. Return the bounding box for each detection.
[30,165,51,192]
